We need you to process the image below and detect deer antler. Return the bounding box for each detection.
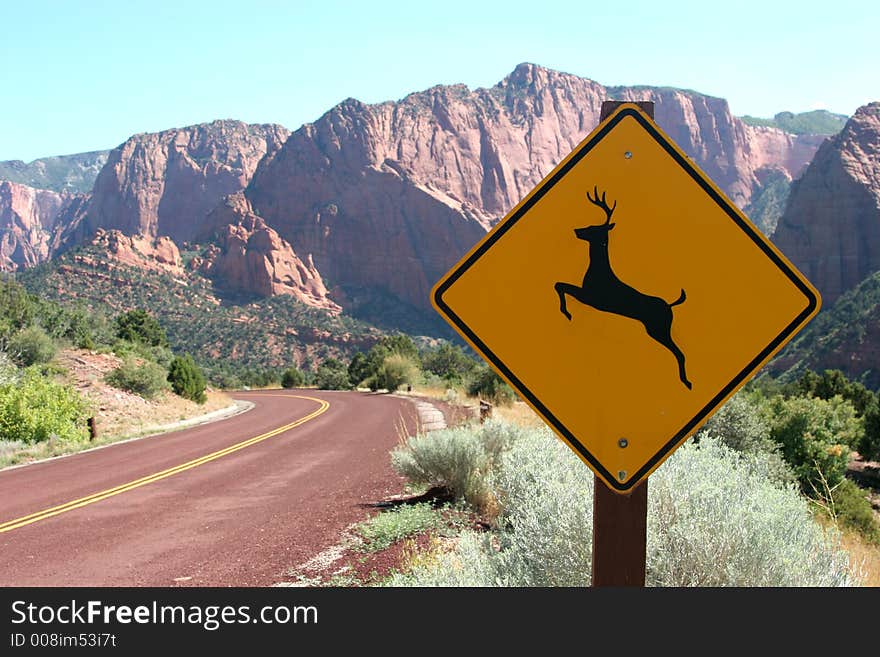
[586,186,617,224]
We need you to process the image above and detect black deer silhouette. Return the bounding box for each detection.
[554,187,692,389]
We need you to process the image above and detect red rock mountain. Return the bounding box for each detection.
[84,120,290,244]
[773,102,880,305]
[247,63,824,310]
[0,181,86,271]
[196,194,339,312]
[3,65,833,316]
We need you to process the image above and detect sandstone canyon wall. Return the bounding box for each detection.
[773,102,880,305]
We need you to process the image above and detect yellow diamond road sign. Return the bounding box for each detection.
[431,103,821,493]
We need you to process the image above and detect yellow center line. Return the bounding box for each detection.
[0,394,329,534]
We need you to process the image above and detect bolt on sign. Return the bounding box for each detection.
[431,102,820,493]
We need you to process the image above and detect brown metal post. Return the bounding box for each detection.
[590,100,653,587]
[87,416,97,441]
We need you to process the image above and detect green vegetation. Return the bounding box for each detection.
[421,342,477,384]
[8,325,56,366]
[115,309,169,347]
[388,423,853,586]
[740,110,848,135]
[15,246,382,386]
[770,271,880,392]
[167,354,207,404]
[467,365,516,406]
[0,150,109,193]
[744,170,791,236]
[0,368,88,445]
[105,357,170,400]
[315,358,352,390]
[354,503,447,552]
[281,367,305,388]
[391,421,526,512]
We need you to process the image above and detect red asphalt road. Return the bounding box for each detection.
[0,390,418,586]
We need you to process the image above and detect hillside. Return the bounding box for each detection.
[0,150,109,193]
[770,270,880,388]
[740,110,849,135]
[14,242,397,380]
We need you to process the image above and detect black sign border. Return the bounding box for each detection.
[433,106,819,492]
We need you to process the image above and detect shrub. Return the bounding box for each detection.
[347,352,370,387]
[114,309,168,347]
[422,343,477,383]
[8,326,56,367]
[762,395,863,494]
[105,357,169,400]
[391,420,524,511]
[281,367,305,389]
[389,425,854,587]
[167,354,207,404]
[467,366,516,406]
[0,369,88,444]
[0,352,19,385]
[826,479,880,544]
[315,358,352,390]
[699,392,794,487]
[373,353,420,392]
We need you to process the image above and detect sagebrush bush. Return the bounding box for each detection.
[391,420,524,511]
[698,392,794,487]
[389,424,854,587]
[0,352,18,385]
[8,326,56,367]
[105,357,169,400]
[0,369,88,444]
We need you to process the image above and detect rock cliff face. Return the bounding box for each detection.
[0,181,85,270]
[773,102,880,305]
[85,120,290,244]
[196,194,339,312]
[83,229,183,275]
[247,63,823,310]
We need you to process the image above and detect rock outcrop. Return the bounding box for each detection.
[85,120,290,244]
[773,102,880,304]
[0,181,86,270]
[196,194,339,312]
[83,229,184,275]
[247,63,824,310]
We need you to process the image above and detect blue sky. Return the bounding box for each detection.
[2,0,877,161]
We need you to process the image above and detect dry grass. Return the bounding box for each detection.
[814,514,880,586]
[493,401,545,427]
[840,528,880,586]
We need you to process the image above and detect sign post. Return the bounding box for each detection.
[431,99,820,586]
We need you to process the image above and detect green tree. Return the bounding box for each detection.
[467,366,516,406]
[167,354,207,404]
[8,326,56,366]
[281,366,305,389]
[348,352,371,387]
[422,343,477,382]
[762,394,863,494]
[114,309,168,347]
[315,358,352,390]
[379,333,419,360]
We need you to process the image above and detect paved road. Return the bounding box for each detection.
[0,390,417,586]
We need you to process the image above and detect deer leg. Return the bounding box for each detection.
[554,282,580,320]
[647,324,692,390]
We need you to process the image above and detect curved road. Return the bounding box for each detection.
[0,390,418,586]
